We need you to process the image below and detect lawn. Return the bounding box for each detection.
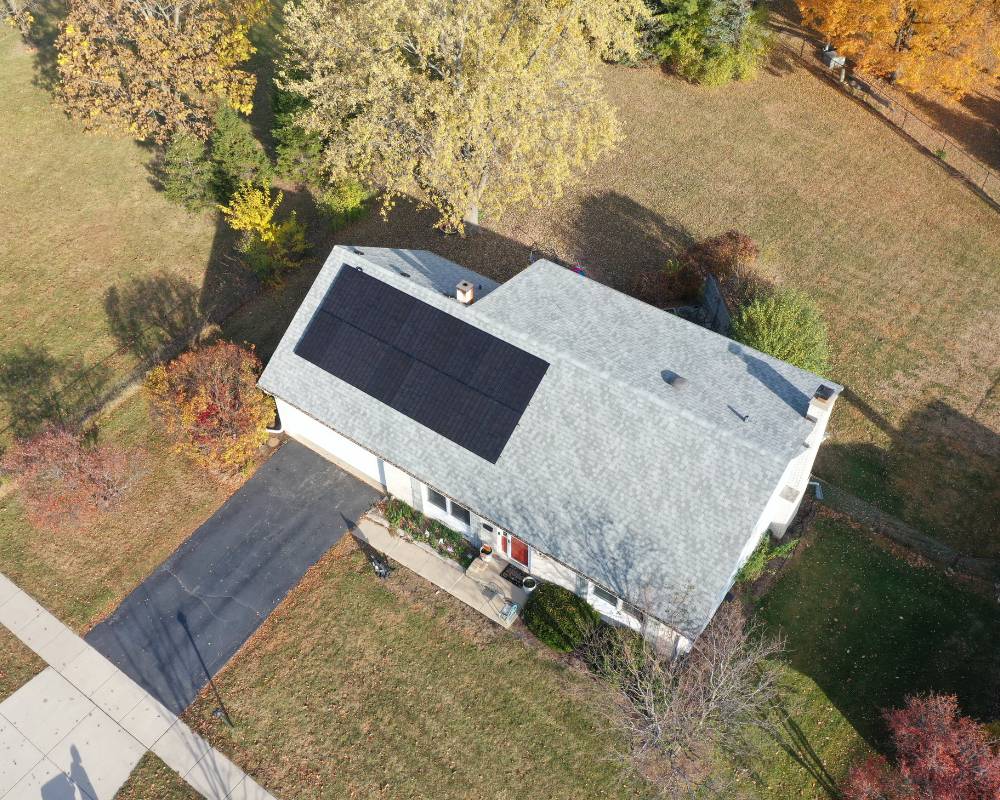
[163,537,649,800]
[115,753,199,800]
[0,24,242,443]
[0,628,44,702]
[755,513,1000,785]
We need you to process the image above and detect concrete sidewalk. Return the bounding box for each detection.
[0,572,274,800]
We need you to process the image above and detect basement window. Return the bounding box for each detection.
[591,584,620,607]
[422,486,472,533]
[427,488,448,513]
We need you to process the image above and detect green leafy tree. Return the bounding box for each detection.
[210,105,272,201]
[315,180,370,229]
[280,0,649,231]
[730,290,831,375]
[160,134,215,211]
[651,0,771,85]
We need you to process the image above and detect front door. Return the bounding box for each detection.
[498,531,530,569]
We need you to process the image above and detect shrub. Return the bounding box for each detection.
[315,179,370,230]
[678,229,766,306]
[145,341,273,472]
[651,0,771,87]
[210,105,272,201]
[219,182,308,283]
[734,535,799,584]
[730,290,831,374]
[841,694,1000,800]
[159,134,214,211]
[631,259,704,307]
[0,426,144,530]
[273,87,325,187]
[523,582,600,652]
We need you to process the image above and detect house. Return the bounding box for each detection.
[258,245,841,653]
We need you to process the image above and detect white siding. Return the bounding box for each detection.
[384,462,413,505]
[530,551,579,594]
[276,398,384,488]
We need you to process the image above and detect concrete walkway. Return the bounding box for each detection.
[0,573,274,800]
[355,515,527,628]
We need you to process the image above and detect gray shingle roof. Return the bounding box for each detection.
[259,246,841,636]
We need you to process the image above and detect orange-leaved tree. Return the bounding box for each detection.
[55,0,268,142]
[146,341,273,472]
[0,426,145,531]
[796,0,1000,98]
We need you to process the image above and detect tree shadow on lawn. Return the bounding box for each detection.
[906,90,1000,173]
[819,394,1000,561]
[757,515,1000,755]
[0,344,111,441]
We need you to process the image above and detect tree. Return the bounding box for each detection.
[583,602,785,795]
[272,87,326,187]
[55,0,266,143]
[146,341,273,471]
[159,134,215,210]
[841,694,1000,800]
[218,181,307,282]
[730,289,831,374]
[2,0,38,34]
[796,0,1000,98]
[650,0,772,86]
[279,0,649,230]
[210,105,272,201]
[0,426,144,531]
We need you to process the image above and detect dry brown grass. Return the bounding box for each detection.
[0,628,43,702]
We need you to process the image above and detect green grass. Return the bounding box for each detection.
[0,392,231,631]
[757,514,999,750]
[116,753,200,800]
[179,539,648,800]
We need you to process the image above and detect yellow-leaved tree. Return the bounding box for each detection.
[55,0,268,142]
[279,0,649,230]
[797,0,1000,98]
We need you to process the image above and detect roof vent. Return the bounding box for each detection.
[661,369,687,388]
[456,280,475,305]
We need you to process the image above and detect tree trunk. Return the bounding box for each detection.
[463,203,479,227]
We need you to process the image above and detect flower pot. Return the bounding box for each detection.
[479,544,493,561]
[522,576,538,593]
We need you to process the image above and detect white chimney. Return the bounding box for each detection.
[806,384,836,422]
[456,280,475,305]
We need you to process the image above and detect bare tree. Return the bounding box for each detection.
[583,602,785,797]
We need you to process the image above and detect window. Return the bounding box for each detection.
[591,584,619,607]
[481,523,494,533]
[427,488,448,512]
[422,486,472,532]
[450,502,471,526]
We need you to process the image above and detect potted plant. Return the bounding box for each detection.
[480,544,493,561]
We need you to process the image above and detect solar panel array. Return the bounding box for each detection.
[294,267,549,463]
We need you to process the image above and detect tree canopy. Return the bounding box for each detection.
[279,0,649,230]
[797,0,1000,98]
[55,0,267,142]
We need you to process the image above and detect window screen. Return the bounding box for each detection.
[591,584,619,607]
[450,502,471,526]
[427,488,448,512]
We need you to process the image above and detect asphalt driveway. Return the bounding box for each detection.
[86,441,381,714]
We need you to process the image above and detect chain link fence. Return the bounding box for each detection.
[773,30,1000,209]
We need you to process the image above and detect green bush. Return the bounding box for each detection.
[273,87,325,187]
[210,105,272,201]
[735,535,800,584]
[238,211,308,284]
[651,0,771,86]
[523,582,600,652]
[730,289,831,375]
[315,179,370,229]
[159,134,214,211]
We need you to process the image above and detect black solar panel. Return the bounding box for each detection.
[294,267,549,463]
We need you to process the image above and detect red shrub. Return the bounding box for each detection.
[1,426,143,531]
[146,341,272,472]
[841,694,1000,800]
[678,230,768,306]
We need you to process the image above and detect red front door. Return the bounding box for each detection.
[499,532,530,568]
